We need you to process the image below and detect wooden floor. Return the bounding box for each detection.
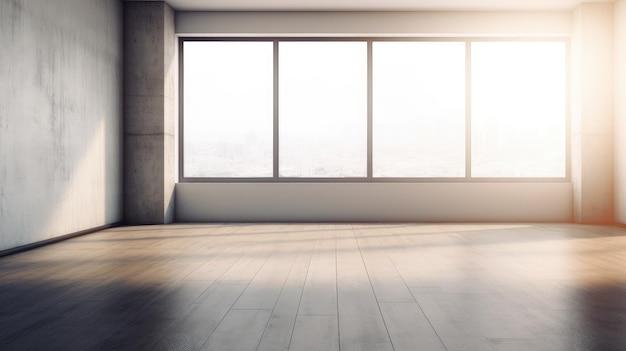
[1,223,625,351]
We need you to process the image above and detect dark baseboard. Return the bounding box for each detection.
[0,222,123,258]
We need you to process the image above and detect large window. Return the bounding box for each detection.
[183,41,273,177]
[279,42,367,177]
[181,38,568,181]
[471,42,567,177]
[373,42,466,177]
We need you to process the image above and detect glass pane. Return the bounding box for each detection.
[471,41,567,177]
[183,41,273,177]
[279,42,367,178]
[373,41,466,177]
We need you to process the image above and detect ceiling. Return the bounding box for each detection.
[166,0,609,12]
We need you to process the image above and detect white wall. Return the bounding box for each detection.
[176,11,571,36]
[174,11,573,223]
[0,0,123,251]
[176,183,572,222]
[616,0,626,224]
[570,3,614,223]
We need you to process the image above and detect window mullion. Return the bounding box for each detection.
[273,40,279,180]
[367,40,373,179]
[466,40,472,179]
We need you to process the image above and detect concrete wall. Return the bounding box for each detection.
[616,0,626,224]
[124,1,176,224]
[0,0,123,251]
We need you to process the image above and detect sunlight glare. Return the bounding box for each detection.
[471,41,567,178]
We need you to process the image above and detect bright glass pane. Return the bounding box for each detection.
[183,41,273,177]
[279,42,367,178]
[471,42,567,177]
[373,42,466,177]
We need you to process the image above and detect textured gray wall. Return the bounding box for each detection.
[0,0,123,251]
[124,1,176,224]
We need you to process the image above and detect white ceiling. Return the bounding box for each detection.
[166,0,609,12]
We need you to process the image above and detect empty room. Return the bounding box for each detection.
[1,0,626,350]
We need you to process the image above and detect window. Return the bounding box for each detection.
[181,38,568,181]
[373,42,466,177]
[183,41,273,177]
[471,42,567,177]
[279,42,367,177]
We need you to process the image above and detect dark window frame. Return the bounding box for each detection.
[178,37,570,183]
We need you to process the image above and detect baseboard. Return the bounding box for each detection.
[0,222,123,258]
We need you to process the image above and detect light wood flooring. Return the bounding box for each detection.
[1,223,625,350]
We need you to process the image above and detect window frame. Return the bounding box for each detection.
[178,36,570,183]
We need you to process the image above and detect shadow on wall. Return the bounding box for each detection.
[0,0,123,251]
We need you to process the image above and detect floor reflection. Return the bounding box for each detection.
[0,223,625,351]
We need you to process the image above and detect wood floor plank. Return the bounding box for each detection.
[289,315,339,351]
[363,225,439,290]
[440,336,498,351]
[153,284,248,350]
[336,226,393,351]
[183,243,246,281]
[354,228,415,303]
[144,280,215,319]
[380,302,446,351]
[201,309,271,351]
[257,226,315,351]
[232,234,302,310]
[216,243,271,285]
[1,223,626,350]
[178,225,262,280]
[186,284,247,321]
[297,225,337,316]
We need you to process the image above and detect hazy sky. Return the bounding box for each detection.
[183,40,566,178]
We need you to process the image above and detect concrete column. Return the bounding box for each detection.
[124,1,176,224]
[571,2,614,223]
